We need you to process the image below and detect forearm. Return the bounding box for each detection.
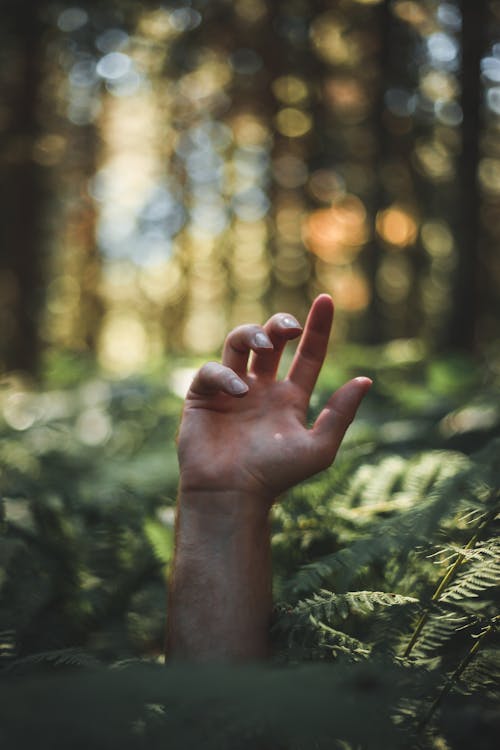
[166,488,272,662]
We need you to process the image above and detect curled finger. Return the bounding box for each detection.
[188,362,249,398]
[250,312,303,379]
[222,324,273,375]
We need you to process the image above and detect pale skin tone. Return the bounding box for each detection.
[166,294,372,662]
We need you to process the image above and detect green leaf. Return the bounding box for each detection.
[143,519,174,566]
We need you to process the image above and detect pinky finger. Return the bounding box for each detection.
[188,362,249,398]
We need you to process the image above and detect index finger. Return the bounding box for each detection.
[286,294,334,397]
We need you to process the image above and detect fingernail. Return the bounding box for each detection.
[281,315,301,329]
[229,378,248,395]
[355,377,373,388]
[254,332,273,349]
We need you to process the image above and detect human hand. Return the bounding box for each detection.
[169,295,371,660]
[177,295,371,505]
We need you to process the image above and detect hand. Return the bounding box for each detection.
[169,295,371,660]
[177,295,371,504]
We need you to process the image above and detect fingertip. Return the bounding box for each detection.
[280,314,302,331]
[306,294,334,335]
[315,292,333,307]
[312,294,334,319]
[253,331,274,350]
[323,377,371,421]
[341,376,372,411]
[271,314,303,340]
[354,376,373,391]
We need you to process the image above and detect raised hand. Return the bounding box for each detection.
[178,294,371,503]
[168,295,371,661]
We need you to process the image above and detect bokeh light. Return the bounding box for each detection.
[275,108,312,138]
[1,0,498,374]
[98,313,149,373]
[376,205,418,248]
[303,196,369,263]
[421,221,454,258]
[272,76,309,105]
[376,256,412,304]
[316,263,371,312]
[310,12,352,66]
[324,77,370,122]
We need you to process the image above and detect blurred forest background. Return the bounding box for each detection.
[1,0,499,375]
[1,2,500,749]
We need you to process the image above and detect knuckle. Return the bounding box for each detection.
[228,323,260,338]
[270,313,301,333]
[224,324,261,352]
[331,407,353,428]
[199,361,221,378]
[272,313,288,325]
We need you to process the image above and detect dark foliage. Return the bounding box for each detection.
[1,349,499,748]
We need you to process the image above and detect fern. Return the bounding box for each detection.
[457,646,500,696]
[1,365,498,749]
[275,590,420,666]
[278,589,419,630]
[287,450,496,597]
[404,503,499,659]
[417,616,500,731]
[273,438,500,747]
[409,610,473,660]
[4,647,100,674]
[440,539,500,604]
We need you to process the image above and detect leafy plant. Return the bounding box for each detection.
[0,352,498,748]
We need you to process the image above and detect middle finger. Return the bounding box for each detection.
[222,324,273,375]
[249,313,302,379]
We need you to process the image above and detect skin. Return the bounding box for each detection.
[166,294,372,662]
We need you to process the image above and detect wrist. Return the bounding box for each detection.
[176,489,270,561]
[178,479,274,517]
[169,487,273,662]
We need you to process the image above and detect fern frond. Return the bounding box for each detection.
[401,452,461,496]
[418,616,499,731]
[288,452,475,596]
[343,456,408,506]
[440,539,500,603]
[308,616,371,659]
[404,504,499,658]
[455,645,500,697]
[410,610,473,660]
[275,590,419,665]
[285,589,419,627]
[5,648,100,674]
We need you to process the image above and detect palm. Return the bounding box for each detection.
[180,378,320,497]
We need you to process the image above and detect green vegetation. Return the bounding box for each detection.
[0,348,498,748]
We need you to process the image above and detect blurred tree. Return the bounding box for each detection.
[0,1,48,374]
[40,3,106,358]
[447,0,486,351]
[1,0,499,373]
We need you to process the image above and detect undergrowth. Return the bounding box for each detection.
[0,348,498,748]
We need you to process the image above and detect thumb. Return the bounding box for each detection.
[312,377,372,455]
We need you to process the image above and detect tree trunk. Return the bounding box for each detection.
[0,4,46,374]
[446,0,486,350]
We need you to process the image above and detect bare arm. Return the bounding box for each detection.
[166,295,371,662]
